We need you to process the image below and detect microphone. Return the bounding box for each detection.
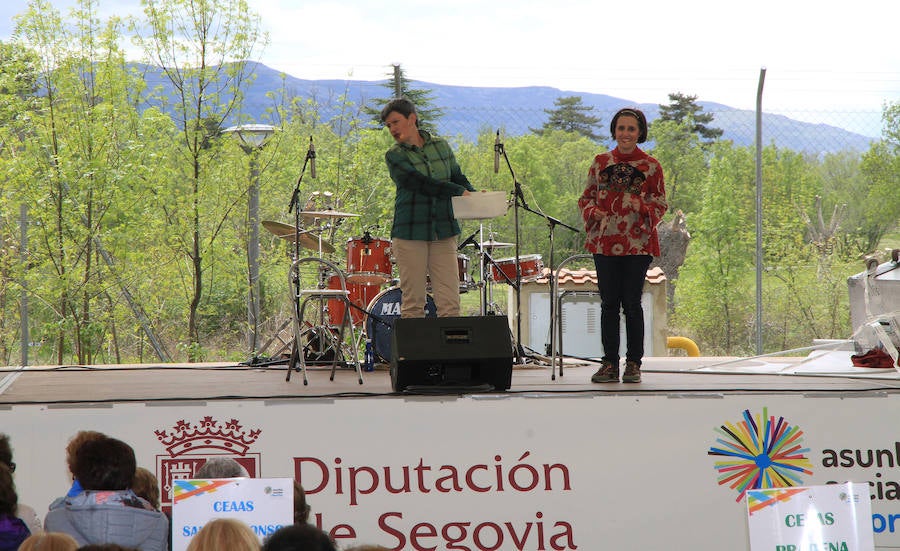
[493,130,500,174]
[308,136,317,179]
[457,230,479,251]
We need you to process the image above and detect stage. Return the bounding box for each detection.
[3,350,900,550]
[2,352,900,405]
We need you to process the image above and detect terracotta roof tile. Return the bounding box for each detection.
[527,266,666,286]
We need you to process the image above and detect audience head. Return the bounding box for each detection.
[262,524,336,551]
[18,532,79,551]
[73,436,136,491]
[132,467,161,510]
[0,433,14,472]
[293,480,310,524]
[65,430,107,477]
[0,463,18,516]
[195,457,249,478]
[186,518,260,551]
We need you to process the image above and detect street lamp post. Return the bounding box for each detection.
[223,124,276,358]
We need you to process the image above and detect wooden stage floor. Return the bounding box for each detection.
[3,352,900,406]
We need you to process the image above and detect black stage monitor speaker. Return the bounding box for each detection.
[390,316,513,392]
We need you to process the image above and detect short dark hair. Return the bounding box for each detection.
[263,524,336,551]
[610,107,648,143]
[379,98,417,125]
[0,434,12,468]
[73,436,136,491]
[0,463,18,516]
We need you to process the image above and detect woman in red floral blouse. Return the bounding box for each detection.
[578,107,668,383]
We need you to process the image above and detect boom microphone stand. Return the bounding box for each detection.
[495,130,579,365]
[494,133,524,364]
[286,137,317,377]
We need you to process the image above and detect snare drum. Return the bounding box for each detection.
[364,287,436,363]
[346,236,392,284]
[490,254,544,283]
[326,274,382,327]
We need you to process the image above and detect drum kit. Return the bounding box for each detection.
[263,191,545,385]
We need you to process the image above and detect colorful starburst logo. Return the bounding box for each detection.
[708,407,814,502]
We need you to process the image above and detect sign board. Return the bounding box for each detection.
[171,477,293,551]
[747,483,874,551]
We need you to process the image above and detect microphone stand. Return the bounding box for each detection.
[496,133,579,366]
[286,141,316,376]
[532,210,579,379]
[495,135,525,364]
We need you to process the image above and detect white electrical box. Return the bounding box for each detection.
[527,291,654,358]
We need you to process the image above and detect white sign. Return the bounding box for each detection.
[171,477,293,551]
[747,483,874,551]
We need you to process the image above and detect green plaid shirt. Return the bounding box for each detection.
[385,130,475,241]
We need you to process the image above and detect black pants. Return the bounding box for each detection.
[592,254,652,365]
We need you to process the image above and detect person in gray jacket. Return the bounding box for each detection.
[45,436,168,551]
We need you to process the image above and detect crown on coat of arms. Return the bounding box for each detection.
[155,416,261,457]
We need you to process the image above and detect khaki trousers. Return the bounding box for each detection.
[392,236,460,318]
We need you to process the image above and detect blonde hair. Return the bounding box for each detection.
[187,518,260,551]
[18,532,80,551]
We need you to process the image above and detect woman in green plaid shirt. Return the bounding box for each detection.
[380,98,475,318]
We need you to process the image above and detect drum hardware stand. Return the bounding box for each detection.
[241,318,293,366]
[463,230,517,316]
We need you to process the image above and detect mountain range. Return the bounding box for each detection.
[143,63,877,154]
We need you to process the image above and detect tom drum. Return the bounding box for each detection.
[490,254,544,283]
[346,236,393,285]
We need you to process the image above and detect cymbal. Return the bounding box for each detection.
[480,239,514,249]
[261,220,335,253]
[299,209,360,219]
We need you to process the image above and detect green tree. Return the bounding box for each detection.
[857,141,900,252]
[658,92,723,143]
[11,0,157,364]
[134,0,268,360]
[0,39,40,364]
[365,64,443,134]
[533,96,604,142]
[647,118,708,215]
[672,143,755,355]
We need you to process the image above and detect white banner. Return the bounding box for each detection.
[3,394,900,549]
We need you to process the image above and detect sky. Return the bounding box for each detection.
[1,0,898,135]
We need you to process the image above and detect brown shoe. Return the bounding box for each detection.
[622,360,641,383]
[590,360,619,383]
